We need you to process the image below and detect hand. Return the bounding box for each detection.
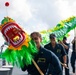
[63,63,69,69]
[63,63,67,68]
[58,40,63,44]
[61,62,69,69]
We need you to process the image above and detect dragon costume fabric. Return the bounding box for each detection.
[0,17,38,68]
[41,16,76,45]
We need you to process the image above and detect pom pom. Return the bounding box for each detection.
[5,2,9,7]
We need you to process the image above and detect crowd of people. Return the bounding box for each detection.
[21,32,76,75]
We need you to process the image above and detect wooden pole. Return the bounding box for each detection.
[32,59,44,75]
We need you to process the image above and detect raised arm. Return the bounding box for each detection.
[59,40,69,49]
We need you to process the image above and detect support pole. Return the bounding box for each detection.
[32,59,44,75]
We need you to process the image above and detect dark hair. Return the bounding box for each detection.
[49,33,56,39]
[30,32,41,38]
[63,36,67,40]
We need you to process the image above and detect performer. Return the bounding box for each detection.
[71,37,76,75]
[44,33,67,74]
[58,37,70,75]
[21,32,63,75]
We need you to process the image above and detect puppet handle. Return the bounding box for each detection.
[61,62,69,69]
[32,59,44,75]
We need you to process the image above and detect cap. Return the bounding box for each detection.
[49,33,56,39]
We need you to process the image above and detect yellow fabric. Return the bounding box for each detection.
[8,34,30,50]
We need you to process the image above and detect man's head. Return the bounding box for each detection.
[49,33,56,45]
[30,32,42,48]
[63,36,67,43]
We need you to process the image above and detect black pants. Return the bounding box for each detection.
[61,56,69,75]
[65,56,69,75]
[71,52,76,73]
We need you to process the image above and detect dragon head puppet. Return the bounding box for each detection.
[0,17,38,67]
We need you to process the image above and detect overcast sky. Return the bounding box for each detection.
[0,0,76,46]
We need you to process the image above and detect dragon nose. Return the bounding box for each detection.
[13,36,20,42]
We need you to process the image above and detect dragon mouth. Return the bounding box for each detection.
[1,22,25,47]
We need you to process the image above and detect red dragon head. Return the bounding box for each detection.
[0,17,26,47]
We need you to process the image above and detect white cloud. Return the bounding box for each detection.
[55,0,76,19]
[9,0,32,22]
